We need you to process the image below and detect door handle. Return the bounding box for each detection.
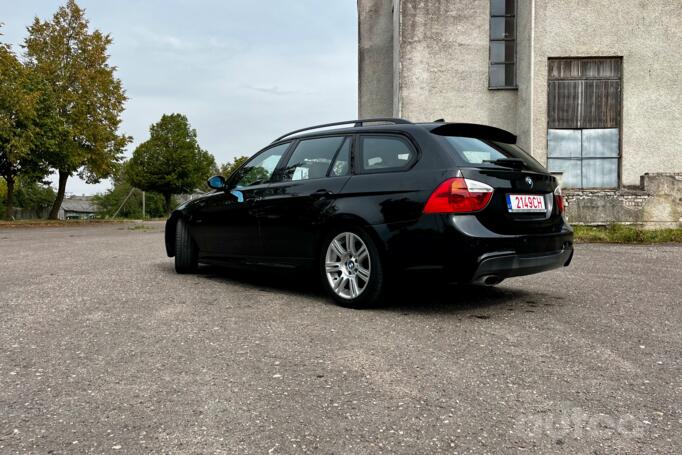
[311,190,333,199]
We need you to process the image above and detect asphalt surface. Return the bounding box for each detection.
[0,222,680,454]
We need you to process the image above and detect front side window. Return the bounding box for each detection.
[359,136,415,172]
[280,136,348,181]
[234,143,289,187]
[489,0,516,88]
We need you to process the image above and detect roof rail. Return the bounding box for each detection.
[272,118,412,143]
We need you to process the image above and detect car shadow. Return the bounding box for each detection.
[162,263,549,315]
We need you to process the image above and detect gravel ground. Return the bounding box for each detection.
[0,222,680,454]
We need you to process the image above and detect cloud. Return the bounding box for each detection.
[243,85,298,96]
[131,26,195,51]
[3,0,358,195]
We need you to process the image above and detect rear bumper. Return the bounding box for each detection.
[471,246,573,284]
[372,213,574,283]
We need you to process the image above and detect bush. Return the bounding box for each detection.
[0,178,55,218]
[573,224,682,244]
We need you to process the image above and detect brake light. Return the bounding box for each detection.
[554,186,565,214]
[423,177,494,214]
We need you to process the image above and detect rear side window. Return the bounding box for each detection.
[280,136,347,181]
[444,136,545,172]
[359,136,415,172]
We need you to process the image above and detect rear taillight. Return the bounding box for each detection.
[423,177,494,214]
[554,186,565,214]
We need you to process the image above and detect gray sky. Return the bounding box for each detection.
[2,1,358,195]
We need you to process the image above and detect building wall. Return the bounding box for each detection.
[359,0,682,186]
[566,173,682,228]
[531,0,682,186]
[358,0,395,118]
[396,0,517,130]
[358,0,682,225]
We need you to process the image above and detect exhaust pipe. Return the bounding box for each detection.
[474,275,503,286]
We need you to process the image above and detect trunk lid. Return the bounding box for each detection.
[434,130,564,235]
[460,166,562,235]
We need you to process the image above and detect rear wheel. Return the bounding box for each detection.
[320,227,384,308]
[175,218,198,273]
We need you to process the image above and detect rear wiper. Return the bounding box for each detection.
[483,158,528,170]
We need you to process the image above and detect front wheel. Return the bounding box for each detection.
[175,218,198,273]
[320,227,384,308]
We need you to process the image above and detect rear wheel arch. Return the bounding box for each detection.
[316,215,386,263]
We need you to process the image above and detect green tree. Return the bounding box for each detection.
[14,179,56,215]
[93,182,168,219]
[24,0,130,219]
[92,163,169,219]
[219,156,249,179]
[0,39,49,219]
[126,114,216,214]
[0,178,55,219]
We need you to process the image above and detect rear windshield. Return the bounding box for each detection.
[444,136,546,173]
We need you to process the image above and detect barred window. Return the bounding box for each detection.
[489,0,516,89]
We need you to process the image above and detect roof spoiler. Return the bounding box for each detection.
[430,123,517,144]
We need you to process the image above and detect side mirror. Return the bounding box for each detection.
[207,175,226,190]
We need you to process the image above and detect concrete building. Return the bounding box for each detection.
[358,0,682,226]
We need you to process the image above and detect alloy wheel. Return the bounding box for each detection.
[325,232,371,299]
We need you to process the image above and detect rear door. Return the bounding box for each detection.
[258,136,352,263]
[441,136,562,235]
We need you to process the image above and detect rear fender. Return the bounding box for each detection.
[317,214,388,264]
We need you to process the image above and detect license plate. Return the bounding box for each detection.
[506,194,546,213]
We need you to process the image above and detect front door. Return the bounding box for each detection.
[192,142,291,260]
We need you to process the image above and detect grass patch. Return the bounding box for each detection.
[127,223,157,231]
[573,224,682,244]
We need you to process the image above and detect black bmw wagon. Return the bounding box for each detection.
[165,119,573,308]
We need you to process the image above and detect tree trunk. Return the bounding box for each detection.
[48,171,69,220]
[4,175,15,220]
[163,192,172,215]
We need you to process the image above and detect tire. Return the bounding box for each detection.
[319,226,384,308]
[175,218,198,274]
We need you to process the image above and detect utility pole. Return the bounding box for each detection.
[142,191,146,220]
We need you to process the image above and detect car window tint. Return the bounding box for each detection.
[329,139,351,177]
[360,136,414,172]
[235,143,289,187]
[444,136,545,172]
[281,136,347,181]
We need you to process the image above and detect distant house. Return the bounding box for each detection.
[59,196,97,220]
